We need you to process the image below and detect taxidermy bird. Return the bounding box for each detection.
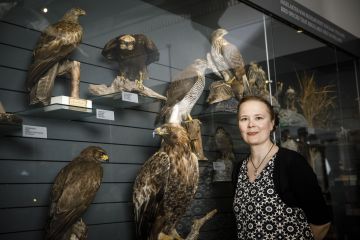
[207,28,250,100]
[247,62,268,96]
[156,59,208,124]
[215,127,235,161]
[133,123,199,240]
[26,7,86,106]
[101,34,159,89]
[44,146,109,240]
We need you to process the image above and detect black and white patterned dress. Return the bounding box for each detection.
[233,155,314,240]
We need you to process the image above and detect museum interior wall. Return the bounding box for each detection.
[0,0,359,239]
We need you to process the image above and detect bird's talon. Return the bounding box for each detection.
[135,79,144,90]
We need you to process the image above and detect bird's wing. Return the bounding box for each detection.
[165,68,199,107]
[221,42,245,73]
[156,68,199,124]
[133,151,170,239]
[26,21,83,90]
[136,34,159,64]
[101,35,122,61]
[46,161,102,239]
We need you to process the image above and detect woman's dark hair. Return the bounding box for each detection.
[237,95,279,131]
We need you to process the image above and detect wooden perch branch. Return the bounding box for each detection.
[88,76,167,101]
[184,209,217,240]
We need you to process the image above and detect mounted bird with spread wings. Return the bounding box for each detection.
[133,124,199,240]
[26,7,86,106]
[207,28,250,101]
[101,34,159,89]
[156,59,208,124]
[44,146,109,240]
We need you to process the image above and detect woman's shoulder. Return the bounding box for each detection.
[277,147,307,164]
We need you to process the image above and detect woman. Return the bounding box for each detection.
[233,96,331,240]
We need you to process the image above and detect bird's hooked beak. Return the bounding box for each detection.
[79,9,86,16]
[153,127,167,138]
[100,154,109,161]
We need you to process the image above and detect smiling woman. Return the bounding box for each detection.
[233,95,331,240]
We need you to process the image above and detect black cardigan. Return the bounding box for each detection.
[233,147,331,225]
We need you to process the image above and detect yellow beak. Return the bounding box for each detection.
[101,154,109,161]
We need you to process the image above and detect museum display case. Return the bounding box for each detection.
[0,0,359,239]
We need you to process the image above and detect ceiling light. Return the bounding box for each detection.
[42,8,48,13]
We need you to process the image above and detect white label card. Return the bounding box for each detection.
[22,125,47,139]
[96,109,115,121]
[213,161,226,171]
[122,91,139,103]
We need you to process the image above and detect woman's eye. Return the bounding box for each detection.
[240,118,247,121]
[255,116,263,120]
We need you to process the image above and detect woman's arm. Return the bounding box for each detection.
[310,222,331,240]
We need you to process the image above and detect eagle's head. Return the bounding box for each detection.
[63,7,86,22]
[80,146,109,162]
[211,28,228,41]
[119,35,135,51]
[70,7,86,16]
[215,126,227,138]
[153,123,190,146]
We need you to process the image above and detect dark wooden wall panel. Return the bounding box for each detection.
[0,182,133,208]
[0,231,44,240]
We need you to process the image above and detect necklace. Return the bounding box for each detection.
[249,143,274,177]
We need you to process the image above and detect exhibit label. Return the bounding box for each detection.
[96,109,115,121]
[22,125,47,139]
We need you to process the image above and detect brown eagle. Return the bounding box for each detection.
[44,146,109,240]
[208,28,250,100]
[26,7,85,105]
[101,34,159,89]
[215,127,235,161]
[133,124,199,240]
[156,59,208,124]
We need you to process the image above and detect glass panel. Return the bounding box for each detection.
[268,17,360,239]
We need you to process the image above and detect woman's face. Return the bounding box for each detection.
[238,100,274,146]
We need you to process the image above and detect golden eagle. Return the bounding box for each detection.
[208,28,250,100]
[156,59,208,124]
[133,124,199,240]
[101,34,159,89]
[26,7,85,105]
[44,146,109,240]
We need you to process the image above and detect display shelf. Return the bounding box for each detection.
[91,91,162,109]
[17,104,94,120]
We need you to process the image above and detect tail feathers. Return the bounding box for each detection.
[29,64,59,105]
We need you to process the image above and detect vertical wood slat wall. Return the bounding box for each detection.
[0,6,246,239]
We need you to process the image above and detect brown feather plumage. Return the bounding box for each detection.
[133,124,199,240]
[44,146,108,240]
[101,34,159,81]
[26,8,85,98]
